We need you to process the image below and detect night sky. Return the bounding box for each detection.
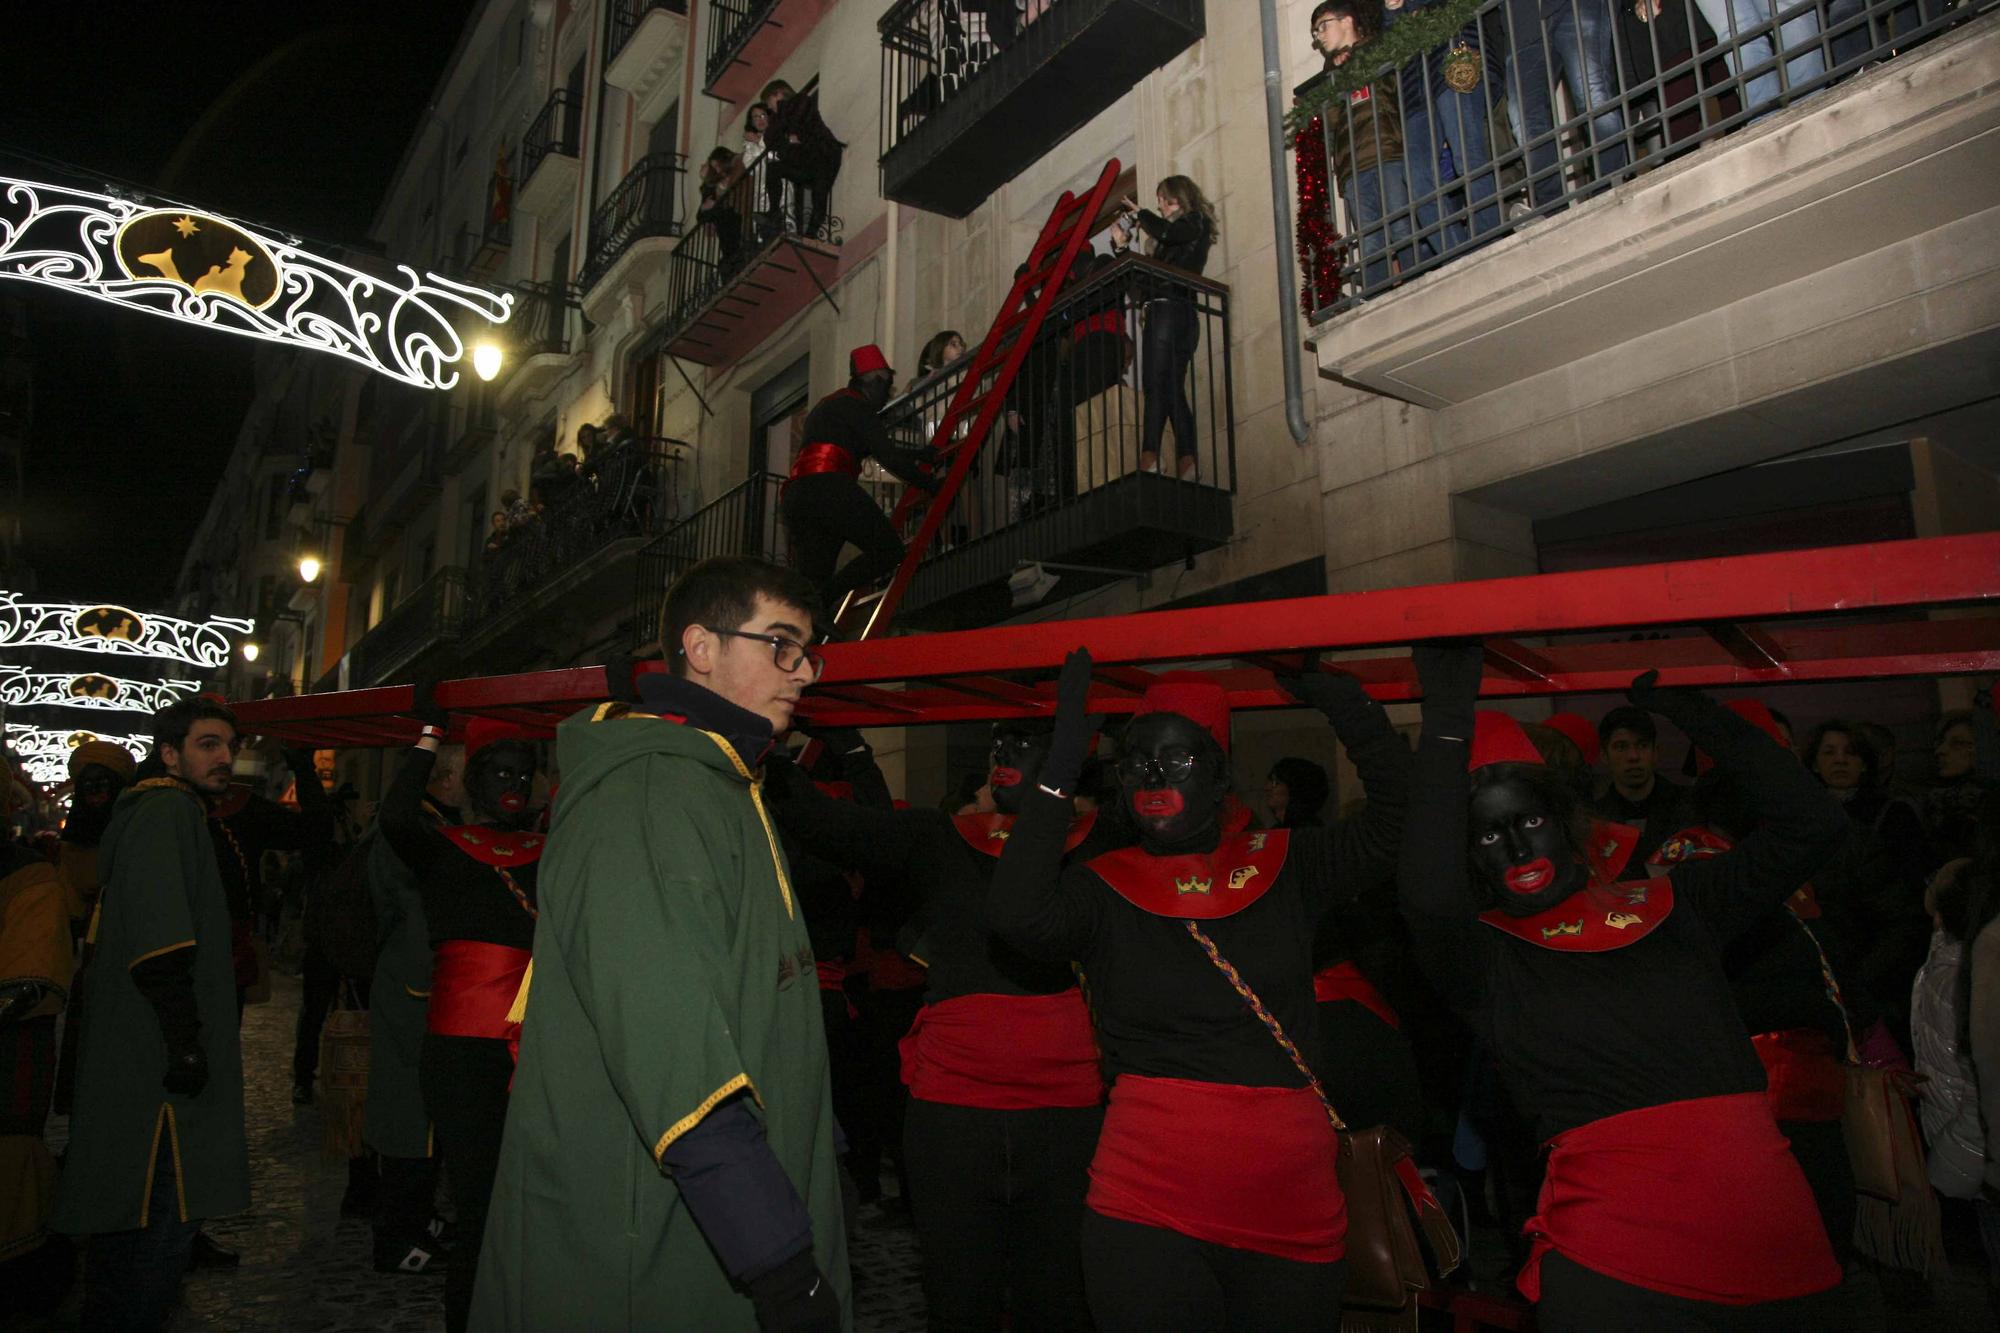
[1,1,477,606]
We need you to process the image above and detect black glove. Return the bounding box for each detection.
[747,1250,840,1332]
[409,679,449,731]
[1041,648,1099,797]
[1624,668,1706,716]
[1278,662,1387,742]
[163,1041,210,1098]
[1413,643,1485,705]
[281,745,316,773]
[0,980,48,1028]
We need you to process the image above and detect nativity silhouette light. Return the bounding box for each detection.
[6,722,151,785]
[0,664,201,713]
[0,173,512,390]
[0,593,253,669]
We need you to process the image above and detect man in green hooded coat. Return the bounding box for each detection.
[52,699,249,1331]
[474,555,848,1332]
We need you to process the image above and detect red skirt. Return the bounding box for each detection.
[1520,1092,1841,1305]
[427,941,530,1042]
[900,991,1102,1110]
[1088,1074,1345,1263]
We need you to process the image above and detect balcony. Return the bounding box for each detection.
[517,88,583,220]
[633,473,787,644]
[644,148,842,365]
[448,216,511,281]
[347,567,468,689]
[880,254,1236,628]
[606,0,690,126]
[879,0,1205,217]
[1297,0,2000,425]
[579,153,687,320]
[460,438,691,667]
[705,0,830,104]
[494,279,578,407]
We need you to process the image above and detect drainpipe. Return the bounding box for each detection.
[1259,0,1311,447]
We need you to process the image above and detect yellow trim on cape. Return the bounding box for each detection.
[132,775,199,800]
[404,986,431,999]
[138,1104,166,1228]
[652,1073,760,1163]
[128,939,196,970]
[135,1104,186,1226]
[165,1104,187,1223]
[84,901,102,947]
[698,731,797,922]
[504,960,533,1024]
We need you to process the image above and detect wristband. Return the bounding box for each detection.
[418,724,447,741]
[1036,782,1070,800]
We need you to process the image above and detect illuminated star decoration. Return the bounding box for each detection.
[0,592,252,669]
[0,664,201,712]
[0,173,511,390]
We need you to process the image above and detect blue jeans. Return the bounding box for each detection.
[1395,36,1505,251]
[1508,0,1630,204]
[1692,0,1826,116]
[1342,163,1415,289]
[79,1138,200,1332]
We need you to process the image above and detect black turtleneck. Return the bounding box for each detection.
[635,673,777,769]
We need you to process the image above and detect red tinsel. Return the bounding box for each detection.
[1293,116,1344,319]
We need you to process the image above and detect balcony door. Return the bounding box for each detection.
[751,355,811,565]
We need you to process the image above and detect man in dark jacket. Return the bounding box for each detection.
[762,80,844,237]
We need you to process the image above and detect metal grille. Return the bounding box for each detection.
[633,473,788,645]
[608,0,690,69]
[581,153,687,288]
[520,88,582,184]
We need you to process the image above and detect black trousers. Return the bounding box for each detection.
[374,1153,440,1245]
[1782,1116,1855,1265]
[903,1098,1103,1332]
[782,473,906,616]
[1080,1210,1347,1332]
[421,1034,513,1333]
[1536,1252,1852,1331]
[1316,1000,1425,1145]
[291,943,342,1083]
[1140,298,1199,465]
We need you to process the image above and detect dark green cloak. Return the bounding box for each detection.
[363,826,433,1159]
[471,704,850,1331]
[51,778,248,1233]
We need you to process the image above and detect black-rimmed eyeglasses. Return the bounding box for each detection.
[696,626,826,680]
[1116,750,1201,787]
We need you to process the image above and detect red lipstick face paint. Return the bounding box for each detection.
[1502,857,1555,895]
[990,766,1023,789]
[499,792,527,813]
[1133,788,1185,818]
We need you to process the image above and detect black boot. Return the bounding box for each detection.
[187,1231,240,1270]
[341,1153,379,1219]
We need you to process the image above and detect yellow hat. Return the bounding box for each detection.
[69,740,137,783]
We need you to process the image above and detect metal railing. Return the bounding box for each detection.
[633,473,787,644]
[705,0,778,88]
[521,88,583,183]
[499,279,576,364]
[609,0,691,68]
[581,153,687,289]
[348,567,468,687]
[878,251,1235,561]
[1296,0,1994,317]
[665,144,842,332]
[470,438,690,626]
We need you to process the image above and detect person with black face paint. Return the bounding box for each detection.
[779,345,942,621]
[1399,646,1852,1332]
[988,653,1410,1331]
[378,706,543,1333]
[768,717,1123,1331]
[51,742,137,1122]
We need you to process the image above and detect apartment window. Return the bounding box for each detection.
[264,475,286,541]
[417,537,436,585]
[648,103,679,159]
[752,356,812,480]
[464,483,488,568]
[382,568,401,615]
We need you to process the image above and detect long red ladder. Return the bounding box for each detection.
[838,159,1125,641]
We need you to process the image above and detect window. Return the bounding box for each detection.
[648,103,679,159]
[264,474,286,541]
[417,537,436,585]
[752,356,812,479]
[382,568,402,615]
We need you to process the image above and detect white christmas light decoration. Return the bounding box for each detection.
[6,722,151,769]
[0,665,200,712]
[0,174,512,391]
[0,592,253,668]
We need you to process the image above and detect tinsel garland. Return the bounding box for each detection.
[1285,0,1489,132]
[1293,116,1345,318]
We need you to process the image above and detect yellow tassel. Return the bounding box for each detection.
[505,960,533,1024]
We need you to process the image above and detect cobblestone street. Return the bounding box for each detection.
[24,973,925,1333]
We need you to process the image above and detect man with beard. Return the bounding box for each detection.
[52,699,249,1332]
[1398,650,1849,1330]
[779,345,940,621]
[379,712,542,1333]
[989,656,1410,1329]
[766,717,1124,1330]
[475,556,847,1333]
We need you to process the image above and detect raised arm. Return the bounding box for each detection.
[1281,668,1410,910]
[379,712,455,878]
[764,748,931,881]
[1396,644,1493,1014]
[986,649,1105,961]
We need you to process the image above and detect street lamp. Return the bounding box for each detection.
[297,555,322,584]
[471,340,504,382]
[241,641,260,663]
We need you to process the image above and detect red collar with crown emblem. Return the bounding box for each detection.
[1478,879,1676,951]
[1585,818,1640,885]
[1650,824,1821,919]
[954,809,1097,859]
[1087,830,1291,920]
[441,825,547,867]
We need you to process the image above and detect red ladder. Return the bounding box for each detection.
[840,158,1125,641]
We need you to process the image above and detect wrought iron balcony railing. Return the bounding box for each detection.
[500,279,577,364]
[581,153,687,289]
[1294,0,1994,319]
[633,473,787,645]
[348,566,468,688]
[705,0,776,89]
[521,88,583,183]
[609,0,691,67]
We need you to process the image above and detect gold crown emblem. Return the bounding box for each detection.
[1605,911,1642,930]
[1247,833,1268,852]
[1228,865,1259,891]
[1174,874,1213,895]
[1541,920,1583,939]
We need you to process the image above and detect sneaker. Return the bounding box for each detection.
[373,1238,448,1275]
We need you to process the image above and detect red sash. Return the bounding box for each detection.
[1479,879,1674,952]
[1311,961,1399,1030]
[1519,1092,1841,1305]
[439,826,545,867]
[427,941,531,1042]
[1071,309,1124,342]
[789,442,860,480]
[900,991,1103,1110]
[1088,1074,1345,1263]
[952,809,1097,859]
[1087,830,1289,921]
[1750,1029,1847,1123]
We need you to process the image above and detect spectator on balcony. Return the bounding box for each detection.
[1382,0,1504,250]
[696,146,748,273]
[1110,176,1215,480]
[1310,0,1415,292]
[761,80,844,238]
[530,440,578,510]
[912,329,967,389]
[484,512,510,558]
[1636,0,1825,118]
[781,344,942,624]
[500,489,536,533]
[1508,0,1630,208]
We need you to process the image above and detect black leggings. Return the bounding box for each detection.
[781,473,906,615]
[1140,298,1199,464]
[421,1034,514,1333]
[1536,1252,1852,1332]
[1781,1117,1855,1266]
[903,1098,1102,1331]
[1080,1210,1346,1332]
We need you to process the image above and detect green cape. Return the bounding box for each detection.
[364,826,433,1159]
[51,778,248,1234]
[471,704,850,1331]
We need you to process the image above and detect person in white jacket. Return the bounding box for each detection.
[1912,859,1985,1198]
